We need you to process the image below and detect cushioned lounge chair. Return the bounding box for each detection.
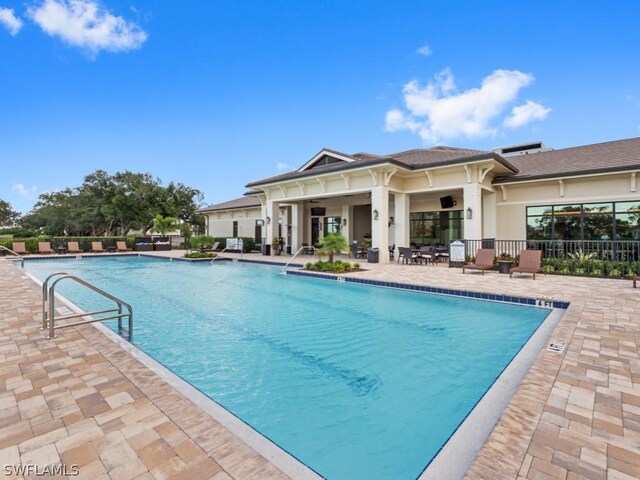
[67,241,83,254]
[38,242,54,254]
[12,242,28,255]
[116,241,131,252]
[462,248,495,275]
[510,250,543,280]
[91,241,106,253]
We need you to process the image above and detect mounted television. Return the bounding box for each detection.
[310,207,326,216]
[440,195,455,209]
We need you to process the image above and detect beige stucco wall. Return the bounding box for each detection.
[496,172,640,240]
[205,207,262,239]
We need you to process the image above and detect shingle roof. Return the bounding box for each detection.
[198,196,261,212]
[245,146,509,187]
[494,137,640,183]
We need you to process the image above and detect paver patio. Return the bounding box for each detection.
[1,251,640,479]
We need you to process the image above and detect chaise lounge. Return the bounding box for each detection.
[12,242,29,255]
[67,241,83,254]
[38,242,54,254]
[510,250,543,280]
[116,241,132,252]
[91,241,106,253]
[462,248,495,275]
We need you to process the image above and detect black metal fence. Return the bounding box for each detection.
[463,239,640,261]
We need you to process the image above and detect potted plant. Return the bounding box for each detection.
[272,237,283,255]
[496,252,514,274]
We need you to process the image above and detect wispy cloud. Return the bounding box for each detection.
[416,44,432,56]
[0,7,23,35]
[27,0,147,57]
[504,100,551,128]
[385,68,550,143]
[276,162,292,171]
[12,183,38,199]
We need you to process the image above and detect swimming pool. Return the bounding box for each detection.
[26,256,551,479]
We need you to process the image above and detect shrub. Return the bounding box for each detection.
[304,260,360,273]
[184,252,217,259]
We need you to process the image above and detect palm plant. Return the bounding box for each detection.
[317,232,349,263]
[152,214,178,236]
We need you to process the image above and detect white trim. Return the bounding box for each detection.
[316,178,326,193]
[463,165,472,183]
[298,149,355,172]
[500,185,508,201]
[497,193,640,206]
[558,179,565,197]
[383,168,398,187]
[495,168,640,186]
[340,173,351,190]
[631,172,637,192]
[425,170,434,188]
[368,168,379,186]
[480,165,495,183]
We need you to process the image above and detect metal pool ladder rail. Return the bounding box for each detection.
[281,245,316,273]
[42,272,133,340]
[210,246,229,262]
[0,246,24,268]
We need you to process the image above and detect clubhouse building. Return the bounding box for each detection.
[198,137,640,263]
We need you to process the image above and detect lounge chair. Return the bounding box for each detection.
[510,250,543,280]
[38,242,54,254]
[419,246,436,264]
[462,248,495,275]
[91,241,106,253]
[12,242,28,255]
[116,241,131,252]
[67,241,83,254]
[398,246,421,264]
[202,241,220,253]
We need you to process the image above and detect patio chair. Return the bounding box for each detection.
[116,241,132,252]
[398,246,421,264]
[38,242,54,254]
[67,241,83,254]
[419,246,436,264]
[462,248,495,275]
[12,242,28,255]
[203,241,220,252]
[91,241,106,253]
[510,250,543,280]
[389,244,395,260]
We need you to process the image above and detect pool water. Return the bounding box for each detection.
[26,256,550,479]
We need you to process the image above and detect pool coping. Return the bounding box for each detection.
[21,256,568,480]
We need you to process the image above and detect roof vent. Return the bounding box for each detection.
[493,141,553,157]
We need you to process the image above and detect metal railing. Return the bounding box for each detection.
[210,246,229,262]
[0,246,24,268]
[42,272,133,340]
[462,239,640,262]
[281,245,316,273]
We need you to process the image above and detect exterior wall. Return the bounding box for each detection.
[496,172,640,240]
[204,207,262,239]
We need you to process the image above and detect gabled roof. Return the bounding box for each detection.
[494,137,640,183]
[198,196,261,212]
[246,146,515,188]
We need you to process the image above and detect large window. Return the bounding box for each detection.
[324,216,342,234]
[410,211,463,246]
[526,201,640,241]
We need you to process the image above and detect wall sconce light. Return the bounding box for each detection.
[373,209,379,221]
[388,216,394,226]
[342,218,347,227]
[266,216,271,224]
[466,208,473,220]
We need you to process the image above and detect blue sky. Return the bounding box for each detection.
[1,0,639,213]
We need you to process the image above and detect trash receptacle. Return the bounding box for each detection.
[367,247,379,263]
[262,244,271,256]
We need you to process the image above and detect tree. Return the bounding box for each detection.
[317,233,349,263]
[151,214,178,235]
[0,199,21,227]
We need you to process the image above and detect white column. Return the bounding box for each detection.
[290,203,304,252]
[393,193,410,254]
[482,191,497,240]
[371,186,390,263]
[266,200,280,255]
[463,184,483,240]
[341,205,350,244]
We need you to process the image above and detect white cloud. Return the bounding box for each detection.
[12,183,38,198]
[276,162,292,171]
[0,7,23,35]
[416,44,432,56]
[385,68,549,143]
[504,100,551,128]
[27,0,147,56]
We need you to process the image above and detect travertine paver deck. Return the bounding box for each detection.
[2,251,640,479]
[0,259,290,480]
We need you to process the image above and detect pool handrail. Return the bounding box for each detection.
[42,272,133,340]
[210,246,229,262]
[0,246,24,268]
[281,245,316,273]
